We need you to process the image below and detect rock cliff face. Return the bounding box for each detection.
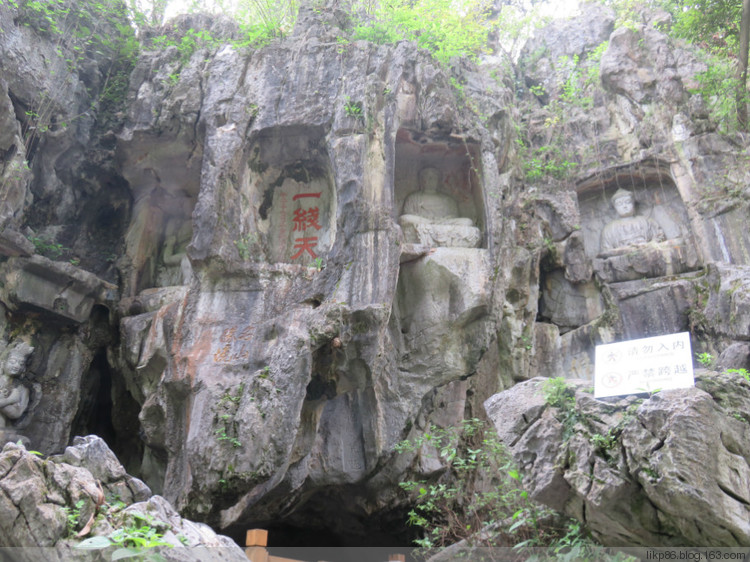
[1,0,749,547]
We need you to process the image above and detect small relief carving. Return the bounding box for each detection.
[399,167,481,248]
[599,188,665,256]
[0,341,33,428]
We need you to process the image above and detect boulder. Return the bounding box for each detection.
[485,372,750,546]
[0,436,246,559]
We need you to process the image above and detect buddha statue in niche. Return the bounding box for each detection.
[0,341,33,428]
[399,167,481,248]
[599,189,665,255]
[156,218,193,287]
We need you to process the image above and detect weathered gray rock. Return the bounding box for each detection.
[593,239,699,283]
[522,3,615,95]
[701,264,750,341]
[104,6,514,535]
[717,343,750,371]
[600,24,700,105]
[485,372,750,546]
[0,255,117,323]
[0,437,245,559]
[607,274,698,339]
[0,228,34,258]
[539,270,603,331]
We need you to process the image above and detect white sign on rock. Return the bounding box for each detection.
[594,332,694,398]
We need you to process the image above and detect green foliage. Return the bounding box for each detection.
[1,0,140,153]
[523,145,578,181]
[215,384,244,449]
[668,0,742,57]
[517,49,607,184]
[558,55,594,109]
[343,99,363,119]
[396,418,543,551]
[591,429,618,451]
[690,54,748,133]
[235,0,298,42]
[348,0,493,64]
[397,418,602,556]
[696,351,715,368]
[29,236,68,260]
[643,0,749,132]
[63,499,86,535]
[597,0,650,29]
[726,367,750,382]
[544,520,602,561]
[542,377,575,410]
[234,233,256,260]
[151,27,220,62]
[542,377,584,438]
[76,510,172,560]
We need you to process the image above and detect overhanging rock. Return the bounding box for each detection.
[0,255,117,323]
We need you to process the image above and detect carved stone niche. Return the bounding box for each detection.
[394,129,485,252]
[393,130,493,378]
[124,194,194,295]
[577,161,700,283]
[119,131,200,296]
[247,126,336,265]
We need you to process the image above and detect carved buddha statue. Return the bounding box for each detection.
[599,189,665,255]
[0,341,33,427]
[156,218,193,286]
[399,168,480,248]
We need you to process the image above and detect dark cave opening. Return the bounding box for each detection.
[261,515,414,549]
[222,488,418,560]
[70,348,143,475]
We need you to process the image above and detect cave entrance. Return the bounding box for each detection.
[223,487,418,558]
[71,346,143,476]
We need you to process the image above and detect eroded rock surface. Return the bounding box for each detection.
[0,436,245,559]
[485,373,750,546]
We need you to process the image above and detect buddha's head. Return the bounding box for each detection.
[3,341,33,377]
[418,167,441,192]
[611,189,636,218]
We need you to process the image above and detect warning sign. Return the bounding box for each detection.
[594,332,694,398]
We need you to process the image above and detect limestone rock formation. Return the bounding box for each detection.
[484,372,750,546]
[0,435,245,559]
[2,0,750,549]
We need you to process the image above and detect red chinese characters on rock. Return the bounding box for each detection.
[290,192,322,260]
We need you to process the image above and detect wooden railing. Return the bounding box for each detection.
[244,529,406,562]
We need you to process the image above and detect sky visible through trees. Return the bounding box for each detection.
[162,0,582,23]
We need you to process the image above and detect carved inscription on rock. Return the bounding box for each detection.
[213,325,255,365]
[264,177,336,265]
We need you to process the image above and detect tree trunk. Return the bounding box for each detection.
[737,0,750,129]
